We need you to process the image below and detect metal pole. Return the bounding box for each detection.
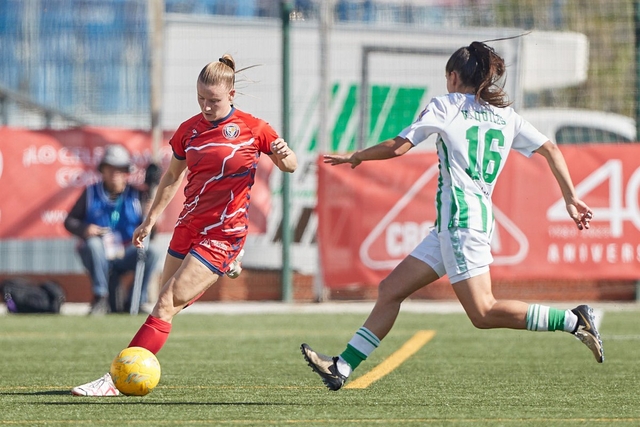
[318,0,332,154]
[314,0,333,302]
[149,0,164,162]
[281,0,294,302]
[0,95,6,125]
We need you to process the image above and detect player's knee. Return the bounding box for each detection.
[466,306,500,329]
[377,277,405,304]
[468,313,493,329]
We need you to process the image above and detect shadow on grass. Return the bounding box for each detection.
[42,401,304,406]
[0,391,70,396]
[0,392,307,405]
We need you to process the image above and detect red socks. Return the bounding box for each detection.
[128,315,172,355]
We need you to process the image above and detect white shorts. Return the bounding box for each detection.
[409,227,493,284]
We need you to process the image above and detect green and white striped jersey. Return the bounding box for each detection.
[399,93,548,233]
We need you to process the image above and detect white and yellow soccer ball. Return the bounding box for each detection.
[110,346,161,396]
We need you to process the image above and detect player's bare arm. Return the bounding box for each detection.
[535,140,593,230]
[132,156,187,248]
[269,138,297,173]
[323,136,413,169]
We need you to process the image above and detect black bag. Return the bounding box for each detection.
[40,280,66,313]
[1,277,66,314]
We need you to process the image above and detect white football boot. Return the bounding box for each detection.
[71,373,120,396]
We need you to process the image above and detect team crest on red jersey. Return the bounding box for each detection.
[222,123,240,140]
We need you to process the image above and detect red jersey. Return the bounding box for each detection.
[169,108,277,239]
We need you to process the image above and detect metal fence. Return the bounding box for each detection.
[0,0,636,128]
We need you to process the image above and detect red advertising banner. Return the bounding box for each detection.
[0,127,271,239]
[318,144,640,287]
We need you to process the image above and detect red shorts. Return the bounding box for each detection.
[168,223,245,276]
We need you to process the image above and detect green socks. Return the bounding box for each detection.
[526,304,577,332]
[339,327,380,371]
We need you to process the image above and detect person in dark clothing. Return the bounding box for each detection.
[64,144,160,315]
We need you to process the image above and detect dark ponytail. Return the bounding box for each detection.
[446,41,510,108]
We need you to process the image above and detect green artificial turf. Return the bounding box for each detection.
[0,308,638,426]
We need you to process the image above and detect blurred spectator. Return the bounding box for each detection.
[64,144,160,315]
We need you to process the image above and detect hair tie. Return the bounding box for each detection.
[470,41,498,57]
[218,57,231,69]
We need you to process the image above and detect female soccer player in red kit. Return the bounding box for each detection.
[72,54,297,396]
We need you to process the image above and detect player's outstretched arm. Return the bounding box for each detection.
[535,140,593,230]
[132,156,187,248]
[323,136,413,169]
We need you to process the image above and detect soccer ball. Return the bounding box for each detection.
[109,346,161,396]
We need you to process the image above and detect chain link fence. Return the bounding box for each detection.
[0,0,636,127]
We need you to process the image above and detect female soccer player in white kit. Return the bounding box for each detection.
[301,40,603,391]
